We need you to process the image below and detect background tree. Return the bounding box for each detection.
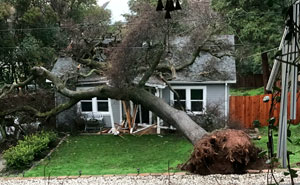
[0,0,111,86]
[212,0,286,91]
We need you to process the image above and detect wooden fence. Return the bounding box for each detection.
[231,74,264,88]
[229,93,300,128]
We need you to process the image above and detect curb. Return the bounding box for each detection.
[0,172,188,181]
[1,169,300,181]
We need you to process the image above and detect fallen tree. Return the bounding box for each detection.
[0,0,263,174]
[1,1,219,144]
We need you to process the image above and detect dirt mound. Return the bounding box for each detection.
[181,129,264,175]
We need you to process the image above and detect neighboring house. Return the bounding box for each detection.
[52,35,236,132]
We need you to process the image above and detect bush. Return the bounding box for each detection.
[3,131,57,169]
[189,103,226,132]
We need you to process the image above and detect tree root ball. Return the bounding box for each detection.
[181,129,265,175]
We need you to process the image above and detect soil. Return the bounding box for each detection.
[181,129,266,175]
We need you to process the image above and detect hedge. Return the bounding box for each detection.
[3,131,57,169]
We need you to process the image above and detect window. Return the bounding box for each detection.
[171,86,206,114]
[80,97,109,113]
[174,89,186,110]
[191,89,203,112]
[81,99,93,112]
[97,98,109,112]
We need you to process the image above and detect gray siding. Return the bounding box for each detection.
[206,84,226,115]
[56,84,229,130]
[163,83,227,116]
[111,99,122,124]
[55,92,77,131]
[162,88,171,104]
[102,115,111,127]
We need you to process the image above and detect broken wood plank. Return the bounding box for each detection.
[133,124,157,136]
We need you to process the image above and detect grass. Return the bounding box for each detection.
[252,124,300,166]
[230,87,265,96]
[24,134,193,177]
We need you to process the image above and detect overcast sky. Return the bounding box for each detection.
[97,0,130,22]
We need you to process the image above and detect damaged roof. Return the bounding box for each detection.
[52,35,236,87]
[168,35,236,83]
[51,57,166,88]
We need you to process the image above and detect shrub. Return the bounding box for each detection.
[190,103,226,132]
[3,131,57,169]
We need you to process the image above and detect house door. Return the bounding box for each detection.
[135,105,150,124]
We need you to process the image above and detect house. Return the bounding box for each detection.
[52,35,236,132]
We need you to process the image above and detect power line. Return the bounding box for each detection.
[243,47,279,58]
[0,43,265,50]
[0,10,286,33]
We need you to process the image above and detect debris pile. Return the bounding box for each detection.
[182,129,264,174]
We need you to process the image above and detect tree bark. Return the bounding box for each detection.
[261,52,270,94]
[2,67,208,145]
[127,88,208,144]
[0,120,6,143]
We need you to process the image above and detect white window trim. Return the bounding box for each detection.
[80,99,93,112]
[79,97,110,115]
[170,86,207,114]
[96,98,109,113]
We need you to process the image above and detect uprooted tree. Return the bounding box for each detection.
[0,0,263,174]
[1,0,218,144]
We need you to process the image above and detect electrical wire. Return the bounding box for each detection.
[0,10,287,33]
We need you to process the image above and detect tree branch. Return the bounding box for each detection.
[138,49,164,87]
[78,58,107,70]
[30,66,123,100]
[79,69,100,78]
[159,74,185,111]
[0,99,79,118]
[0,76,35,98]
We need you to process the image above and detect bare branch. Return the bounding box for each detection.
[0,99,78,118]
[138,48,164,87]
[79,69,100,78]
[159,74,184,111]
[0,76,35,99]
[78,58,107,70]
[30,66,124,100]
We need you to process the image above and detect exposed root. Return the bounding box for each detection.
[182,129,264,175]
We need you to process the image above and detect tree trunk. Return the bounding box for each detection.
[1,66,209,145]
[86,85,208,144]
[261,52,270,94]
[128,88,207,145]
[0,121,6,143]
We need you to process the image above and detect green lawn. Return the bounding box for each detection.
[252,124,300,166]
[230,87,265,96]
[25,134,193,177]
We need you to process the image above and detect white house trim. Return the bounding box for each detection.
[108,98,115,129]
[155,88,162,134]
[119,100,122,123]
[225,82,228,118]
[170,86,207,114]
[169,80,236,84]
